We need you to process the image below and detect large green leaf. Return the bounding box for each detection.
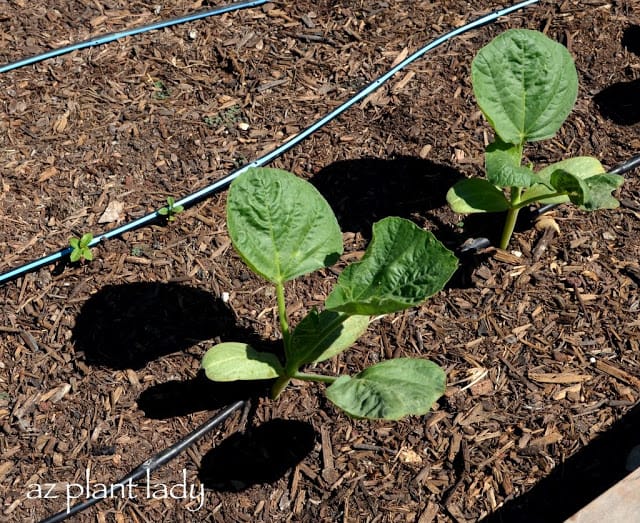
[201,342,283,381]
[325,217,458,315]
[485,139,537,188]
[288,310,369,366]
[446,178,510,214]
[325,358,446,420]
[227,168,343,284]
[472,29,578,144]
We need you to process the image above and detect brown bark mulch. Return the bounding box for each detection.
[1,1,639,522]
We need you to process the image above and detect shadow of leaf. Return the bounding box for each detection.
[593,25,640,126]
[199,419,316,492]
[310,156,464,237]
[594,79,640,126]
[137,370,272,419]
[72,282,247,370]
[622,24,640,56]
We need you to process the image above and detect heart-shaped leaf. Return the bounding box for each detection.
[446,179,510,214]
[288,310,369,366]
[325,358,446,420]
[227,168,343,284]
[472,29,578,144]
[201,342,283,381]
[325,217,458,315]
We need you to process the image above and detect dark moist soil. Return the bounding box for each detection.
[1,1,640,522]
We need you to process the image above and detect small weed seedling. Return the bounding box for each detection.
[201,167,458,420]
[446,29,624,249]
[69,233,94,262]
[158,196,184,222]
[151,80,170,100]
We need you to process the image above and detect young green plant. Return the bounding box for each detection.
[446,29,623,250]
[69,233,94,262]
[158,196,184,222]
[201,167,458,420]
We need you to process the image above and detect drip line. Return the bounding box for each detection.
[39,400,245,523]
[0,0,269,73]
[0,0,542,285]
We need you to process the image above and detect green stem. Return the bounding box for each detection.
[500,187,522,250]
[271,371,338,399]
[271,375,291,399]
[271,281,292,400]
[276,282,290,351]
[513,192,567,210]
[292,371,338,384]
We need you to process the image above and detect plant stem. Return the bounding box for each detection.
[276,282,290,351]
[500,187,522,250]
[271,370,338,399]
[513,192,566,210]
[292,371,338,384]
[271,281,292,400]
[271,375,291,399]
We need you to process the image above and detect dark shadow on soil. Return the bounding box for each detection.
[72,282,256,370]
[310,155,514,289]
[484,401,640,523]
[199,419,316,491]
[594,25,640,126]
[310,156,464,238]
[622,24,640,56]
[137,370,272,419]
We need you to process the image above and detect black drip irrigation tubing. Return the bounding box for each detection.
[0,0,542,286]
[38,400,245,523]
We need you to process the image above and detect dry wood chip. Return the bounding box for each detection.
[595,360,640,388]
[530,431,563,447]
[98,200,125,224]
[398,447,422,465]
[37,166,58,183]
[528,372,592,384]
[0,461,13,481]
[493,249,524,265]
[552,383,582,401]
[40,383,71,403]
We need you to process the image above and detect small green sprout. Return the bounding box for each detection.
[158,196,184,222]
[446,29,623,250]
[152,80,170,100]
[69,233,94,263]
[201,168,459,421]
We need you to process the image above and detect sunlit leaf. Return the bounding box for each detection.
[326,358,446,420]
[201,342,283,382]
[472,29,578,144]
[325,217,458,315]
[289,310,369,366]
[227,168,343,284]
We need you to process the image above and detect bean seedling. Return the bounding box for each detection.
[69,233,94,262]
[446,29,623,250]
[201,167,458,420]
[158,196,184,222]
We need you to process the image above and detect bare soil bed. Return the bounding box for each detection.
[1,1,639,522]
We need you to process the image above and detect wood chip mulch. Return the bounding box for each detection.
[1,1,639,522]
